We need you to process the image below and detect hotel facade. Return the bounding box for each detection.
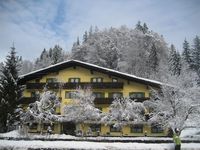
[19,60,168,137]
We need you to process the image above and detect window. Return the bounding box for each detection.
[43,123,54,130]
[91,77,103,83]
[108,92,123,98]
[90,124,101,132]
[65,91,78,99]
[46,78,57,83]
[29,123,38,130]
[93,92,105,98]
[131,124,143,133]
[112,78,118,82]
[31,91,36,97]
[69,78,80,83]
[151,125,164,133]
[110,125,121,132]
[35,79,40,83]
[129,92,145,99]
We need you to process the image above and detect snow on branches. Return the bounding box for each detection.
[63,87,101,123]
[20,88,60,124]
[144,72,200,133]
[101,97,146,128]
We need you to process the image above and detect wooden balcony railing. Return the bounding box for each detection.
[26,82,124,90]
[94,98,114,104]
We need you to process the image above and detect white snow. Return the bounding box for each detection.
[1,130,200,150]
[1,140,200,150]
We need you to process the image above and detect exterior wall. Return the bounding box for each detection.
[22,66,166,137]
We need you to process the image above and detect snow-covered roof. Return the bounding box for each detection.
[19,60,162,87]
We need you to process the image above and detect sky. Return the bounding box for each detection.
[0,0,200,62]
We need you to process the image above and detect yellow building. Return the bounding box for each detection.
[19,60,168,137]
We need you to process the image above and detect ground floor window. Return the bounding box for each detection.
[110,124,121,132]
[90,124,101,132]
[130,124,143,133]
[151,125,164,133]
[29,123,38,130]
[43,123,54,131]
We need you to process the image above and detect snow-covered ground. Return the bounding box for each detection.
[0,128,200,150]
[1,140,200,150]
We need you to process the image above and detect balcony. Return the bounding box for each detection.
[18,97,36,104]
[130,97,150,102]
[26,82,124,90]
[94,98,114,104]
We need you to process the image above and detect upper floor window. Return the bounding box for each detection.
[91,77,103,83]
[65,91,78,99]
[31,91,36,97]
[35,79,40,83]
[46,78,57,83]
[151,125,164,133]
[93,92,105,98]
[69,78,80,83]
[112,78,118,82]
[129,92,145,99]
[108,92,123,98]
[131,124,143,133]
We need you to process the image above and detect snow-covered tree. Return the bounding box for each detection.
[101,98,145,129]
[19,60,34,75]
[168,44,181,76]
[148,43,159,76]
[20,88,60,133]
[144,71,200,134]
[51,45,65,64]
[182,39,191,65]
[63,87,101,124]
[63,87,100,136]
[190,36,200,83]
[0,46,22,132]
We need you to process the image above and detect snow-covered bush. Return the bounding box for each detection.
[101,97,146,128]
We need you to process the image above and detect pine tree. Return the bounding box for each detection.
[135,21,143,32]
[190,36,200,83]
[52,45,64,64]
[77,37,80,46]
[148,43,159,74]
[168,44,181,76]
[0,46,22,132]
[83,31,88,43]
[191,36,200,72]
[182,39,191,65]
[143,23,148,34]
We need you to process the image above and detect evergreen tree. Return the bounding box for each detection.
[168,44,181,76]
[191,36,200,72]
[77,37,80,46]
[190,36,200,83]
[136,21,143,31]
[143,23,148,34]
[182,39,191,65]
[89,26,93,37]
[83,31,88,43]
[148,43,159,73]
[0,46,22,132]
[52,45,64,64]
